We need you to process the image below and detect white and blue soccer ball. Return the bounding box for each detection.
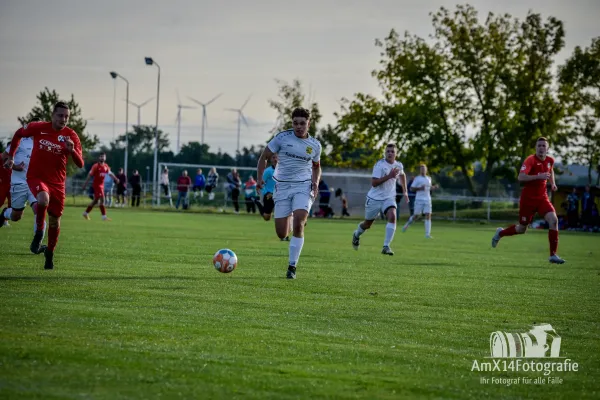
[212,249,238,273]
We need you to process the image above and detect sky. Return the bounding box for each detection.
[0,0,598,156]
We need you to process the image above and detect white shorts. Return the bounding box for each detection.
[414,199,432,215]
[273,181,315,219]
[10,183,37,210]
[365,197,397,220]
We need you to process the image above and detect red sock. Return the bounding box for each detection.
[549,229,559,256]
[48,226,60,251]
[499,225,518,237]
[99,205,106,216]
[85,205,93,213]
[36,204,47,232]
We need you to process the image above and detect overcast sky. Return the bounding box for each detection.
[0,0,598,155]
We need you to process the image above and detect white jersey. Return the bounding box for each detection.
[366,159,404,201]
[6,137,34,185]
[412,175,432,202]
[267,130,322,183]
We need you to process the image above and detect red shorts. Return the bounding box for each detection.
[28,179,65,217]
[519,197,555,225]
[0,183,10,207]
[93,185,105,200]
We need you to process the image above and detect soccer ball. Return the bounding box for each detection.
[213,249,238,273]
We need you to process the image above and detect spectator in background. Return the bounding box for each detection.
[227,168,242,214]
[104,171,115,207]
[581,185,595,231]
[160,167,173,207]
[335,188,350,217]
[407,176,416,216]
[115,168,127,208]
[566,187,579,229]
[130,169,142,207]
[205,168,219,201]
[176,170,192,210]
[317,179,334,218]
[395,178,404,220]
[193,168,206,199]
[244,176,258,214]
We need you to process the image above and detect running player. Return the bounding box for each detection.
[81,153,119,220]
[352,143,409,255]
[256,108,322,279]
[402,164,438,237]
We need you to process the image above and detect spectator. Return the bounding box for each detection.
[130,169,142,207]
[581,185,595,231]
[317,179,334,218]
[566,187,579,229]
[226,168,242,214]
[193,168,206,199]
[176,170,192,210]
[115,168,127,208]
[244,176,258,213]
[407,176,416,216]
[205,168,219,201]
[160,167,173,207]
[335,188,350,217]
[104,172,115,207]
[395,178,403,220]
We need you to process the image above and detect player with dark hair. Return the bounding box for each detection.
[492,137,565,264]
[257,107,322,279]
[352,143,408,255]
[81,153,119,220]
[4,101,84,269]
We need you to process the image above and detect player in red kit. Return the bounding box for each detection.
[491,137,565,264]
[0,154,11,215]
[3,102,84,270]
[81,152,119,221]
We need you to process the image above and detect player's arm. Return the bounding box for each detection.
[311,144,322,197]
[549,165,557,191]
[256,146,275,191]
[108,171,120,184]
[4,127,31,168]
[517,157,548,182]
[82,165,95,189]
[399,172,409,202]
[372,165,399,187]
[66,133,84,168]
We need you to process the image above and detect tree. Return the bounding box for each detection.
[336,5,567,195]
[559,37,600,184]
[268,79,322,139]
[18,87,99,163]
[112,125,170,155]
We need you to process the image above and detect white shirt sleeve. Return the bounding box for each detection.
[312,142,321,163]
[267,135,281,153]
[371,162,383,178]
[395,161,404,175]
[5,145,10,153]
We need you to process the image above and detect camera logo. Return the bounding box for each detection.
[490,324,561,358]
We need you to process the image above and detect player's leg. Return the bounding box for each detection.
[83,192,99,219]
[403,201,423,232]
[28,180,50,254]
[541,202,565,264]
[423,201,433,238]
[43,189,65,270]
[381,202,397,255]
[29,200,47,244]
[98,194,110,221]
[352,199,380,250]
[492,202,531,247]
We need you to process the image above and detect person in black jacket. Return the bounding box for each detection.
[130,169,142,207]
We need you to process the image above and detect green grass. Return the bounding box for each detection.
[1,208,599,399]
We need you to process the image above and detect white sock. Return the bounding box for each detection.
[4,207,12,219]
[425,220,431,236]
[289,236,305,267]
[384,222,396,247]
[354,223,366,237]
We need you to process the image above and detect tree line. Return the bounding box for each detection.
[3,5,599,195]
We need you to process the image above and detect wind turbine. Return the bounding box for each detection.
[175,90,195,154]
[187,93,223,145]
[225,95,252,155]
[125,97,154,126]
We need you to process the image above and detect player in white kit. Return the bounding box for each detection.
[352,143,408,255]
[0,132,47,253]
[402,164,437,237]
[257,108,322,279]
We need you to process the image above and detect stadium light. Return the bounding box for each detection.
[144,57,161,205]
[110,71,130,177]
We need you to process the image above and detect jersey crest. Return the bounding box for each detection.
[306,146,313,155]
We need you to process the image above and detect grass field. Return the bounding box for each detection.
[1,207,599,399]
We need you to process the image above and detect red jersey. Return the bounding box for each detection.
[0,164,11,187]
[177,176,192,192]
[8,121,83,187]
[520,154,554,200]
[90,162,111,188]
